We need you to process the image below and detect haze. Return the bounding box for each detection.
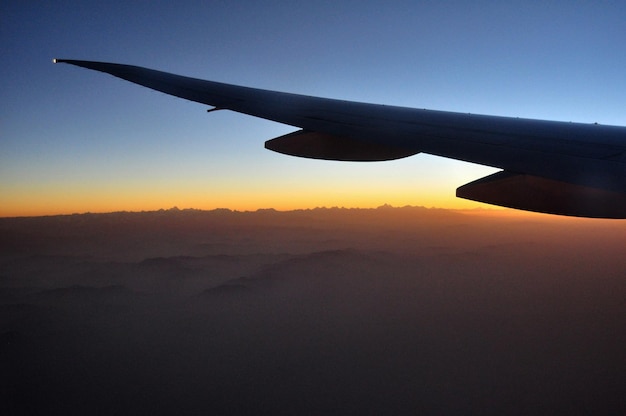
[2,207,624,414]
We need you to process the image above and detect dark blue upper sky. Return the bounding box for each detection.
[2,1,625,215]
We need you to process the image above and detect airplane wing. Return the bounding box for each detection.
[53,59,626,218]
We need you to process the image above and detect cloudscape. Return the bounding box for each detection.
[2,3,625,414]
[1,207,624,415]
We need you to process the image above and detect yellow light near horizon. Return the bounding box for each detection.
[0,182,493,217]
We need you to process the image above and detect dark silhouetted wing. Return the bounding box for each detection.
[54,59,626,218]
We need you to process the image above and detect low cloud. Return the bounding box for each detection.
[1,207,624,415]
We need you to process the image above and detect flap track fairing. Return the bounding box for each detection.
[265,130,419,162]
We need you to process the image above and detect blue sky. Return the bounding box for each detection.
[2,1,626,215]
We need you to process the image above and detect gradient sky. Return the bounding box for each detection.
[2,1,626,217]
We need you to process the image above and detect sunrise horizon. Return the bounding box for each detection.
[3,4,625,413]
[0,183,498,218]
[0,202,592,223]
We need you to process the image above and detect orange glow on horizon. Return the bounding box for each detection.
[1,186,493,218]
[0,195,572,219]
[2,173,613,221]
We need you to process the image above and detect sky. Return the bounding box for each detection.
[2,1,626,217]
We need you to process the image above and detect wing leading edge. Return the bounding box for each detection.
[53,59,626,218]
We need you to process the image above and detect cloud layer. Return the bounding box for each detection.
[1,207,624,415]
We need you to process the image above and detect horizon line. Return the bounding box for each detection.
[0,204,511,220]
